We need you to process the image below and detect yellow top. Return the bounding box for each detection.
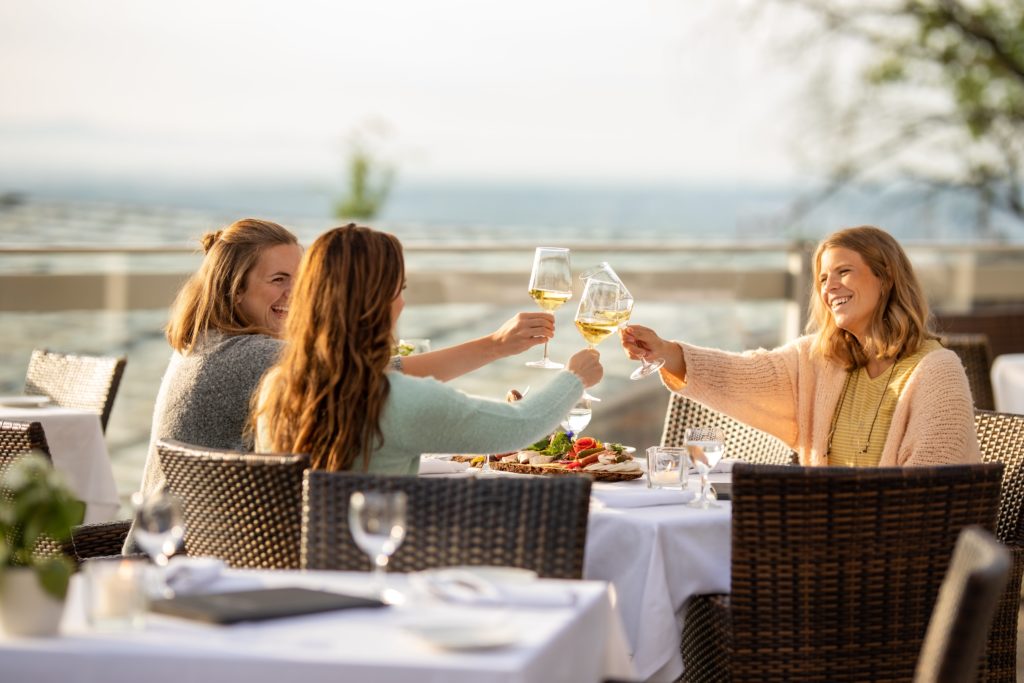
[828,339,943,467]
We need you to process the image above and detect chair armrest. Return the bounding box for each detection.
[64,519,132,563]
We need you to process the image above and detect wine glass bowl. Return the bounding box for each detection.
[574,277,632,400]
[526,247,572,369]
[131,489,185,568]
[559,397,592,438]
[349,491,407,603]
[684,427,726,509]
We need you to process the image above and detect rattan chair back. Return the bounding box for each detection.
[724,463,1002,683]
[941,334,995,411]
[914,526,1011,683]
[302,472,592,579]
[0,420,51,503]
[24,349,127,432]
[661,394,795,465]
[973,409,1024,682]
[934,306,1024,360]
[156,439,310,569]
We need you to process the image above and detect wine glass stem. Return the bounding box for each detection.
[541,340,550,362]
[373,554,388,599]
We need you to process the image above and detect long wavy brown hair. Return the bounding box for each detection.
[166,218,298,353]
[254,224,405,471]
[807,225,935,369]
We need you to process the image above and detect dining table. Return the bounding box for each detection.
[0,567,634,683]
[0,404,120,524]
[585,472,732,682]
[421,456,733,683]
[992,353,1024,415]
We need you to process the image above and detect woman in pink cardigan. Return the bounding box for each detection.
[621,225,979,467]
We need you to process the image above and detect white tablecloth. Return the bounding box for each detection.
[0,570,634,683]
[0,406,119,523]
[992,353,1024,415]
[585,474,732,682]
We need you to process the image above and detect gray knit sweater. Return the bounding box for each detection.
[137,332,283,497]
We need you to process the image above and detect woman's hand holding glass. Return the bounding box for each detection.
[489,311,556,356]
[620,325,683,379]
[565,348,603,389]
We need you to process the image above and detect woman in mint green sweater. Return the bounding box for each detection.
[253,224,602,473]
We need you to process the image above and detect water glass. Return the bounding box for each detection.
[646,446,689,489]
[684,427,726,508]
[349,491,407,604]
[82,558,148,630]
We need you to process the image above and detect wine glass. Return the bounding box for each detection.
[131,489,185,597]
[526,247,572,369]
[559,397,592,438]
[349,491,407,603]
[574,277,633,399]
[684,427,726,509]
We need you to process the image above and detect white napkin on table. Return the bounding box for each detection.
[411,569,575,608]
[163,556,227,595]
[418,457,471,476]
[687,457,742,475]
[591,482,695,508]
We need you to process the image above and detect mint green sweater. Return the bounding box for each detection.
[256,369,583,474]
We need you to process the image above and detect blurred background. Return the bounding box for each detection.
[2,0,1022,509]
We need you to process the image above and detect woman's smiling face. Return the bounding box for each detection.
[818,246,884,341]
[237,243,303,335]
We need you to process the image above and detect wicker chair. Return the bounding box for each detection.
[0,420,51,493]
[156,439,311,569]
[973,410,1024,682]
[661,394,796,465]
[24,349,127,432]
[679,463,1003,683]
[914,526,1011,683]
[941,334,995,411]
[302,472,592,579]
[934,306,1024,360]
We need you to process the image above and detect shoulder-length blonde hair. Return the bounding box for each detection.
[807,225,935,369]
[254,224,405,472]
[166,218,298,353]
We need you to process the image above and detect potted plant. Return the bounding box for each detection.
[0,452,85,636]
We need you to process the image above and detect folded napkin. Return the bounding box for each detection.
[418,457,471,476]
[687,457,742,475]
[164,556,226,595]
[591,481,695,508]
[411,568,575,608]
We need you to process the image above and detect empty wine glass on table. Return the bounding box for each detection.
[684,427,726,509]
[574,275,633,400]
[559,397,592,438]
[131,488,185,597]
[349,491,407,604]
[526,247,572,369]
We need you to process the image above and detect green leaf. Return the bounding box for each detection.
[34,557,73,600]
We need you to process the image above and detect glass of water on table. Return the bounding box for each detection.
[684,427,725,508]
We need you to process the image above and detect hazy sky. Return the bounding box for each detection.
[0,1,808,185]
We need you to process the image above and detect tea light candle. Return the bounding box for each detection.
[649,470,681,486]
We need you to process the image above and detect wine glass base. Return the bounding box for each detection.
[525,358,564,369]
[687,497,721,509]
[630,358,666,380]
[582,391,601,402]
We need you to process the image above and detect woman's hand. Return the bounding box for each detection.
[488,312,555,356]
[620,325,685,379]
[566,348,603,388]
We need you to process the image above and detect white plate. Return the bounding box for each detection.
[403,616,519,651]
[0,395,50,408]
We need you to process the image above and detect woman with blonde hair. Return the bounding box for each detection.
[620,225,978,467]
[254,224,602,473]
[137,219,564,496]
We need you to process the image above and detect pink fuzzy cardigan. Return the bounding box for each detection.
[662,335,980,467]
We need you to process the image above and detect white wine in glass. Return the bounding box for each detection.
[526,247,572,369]
[574,278,633,399]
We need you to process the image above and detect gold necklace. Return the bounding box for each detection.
[827,360,899,457]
